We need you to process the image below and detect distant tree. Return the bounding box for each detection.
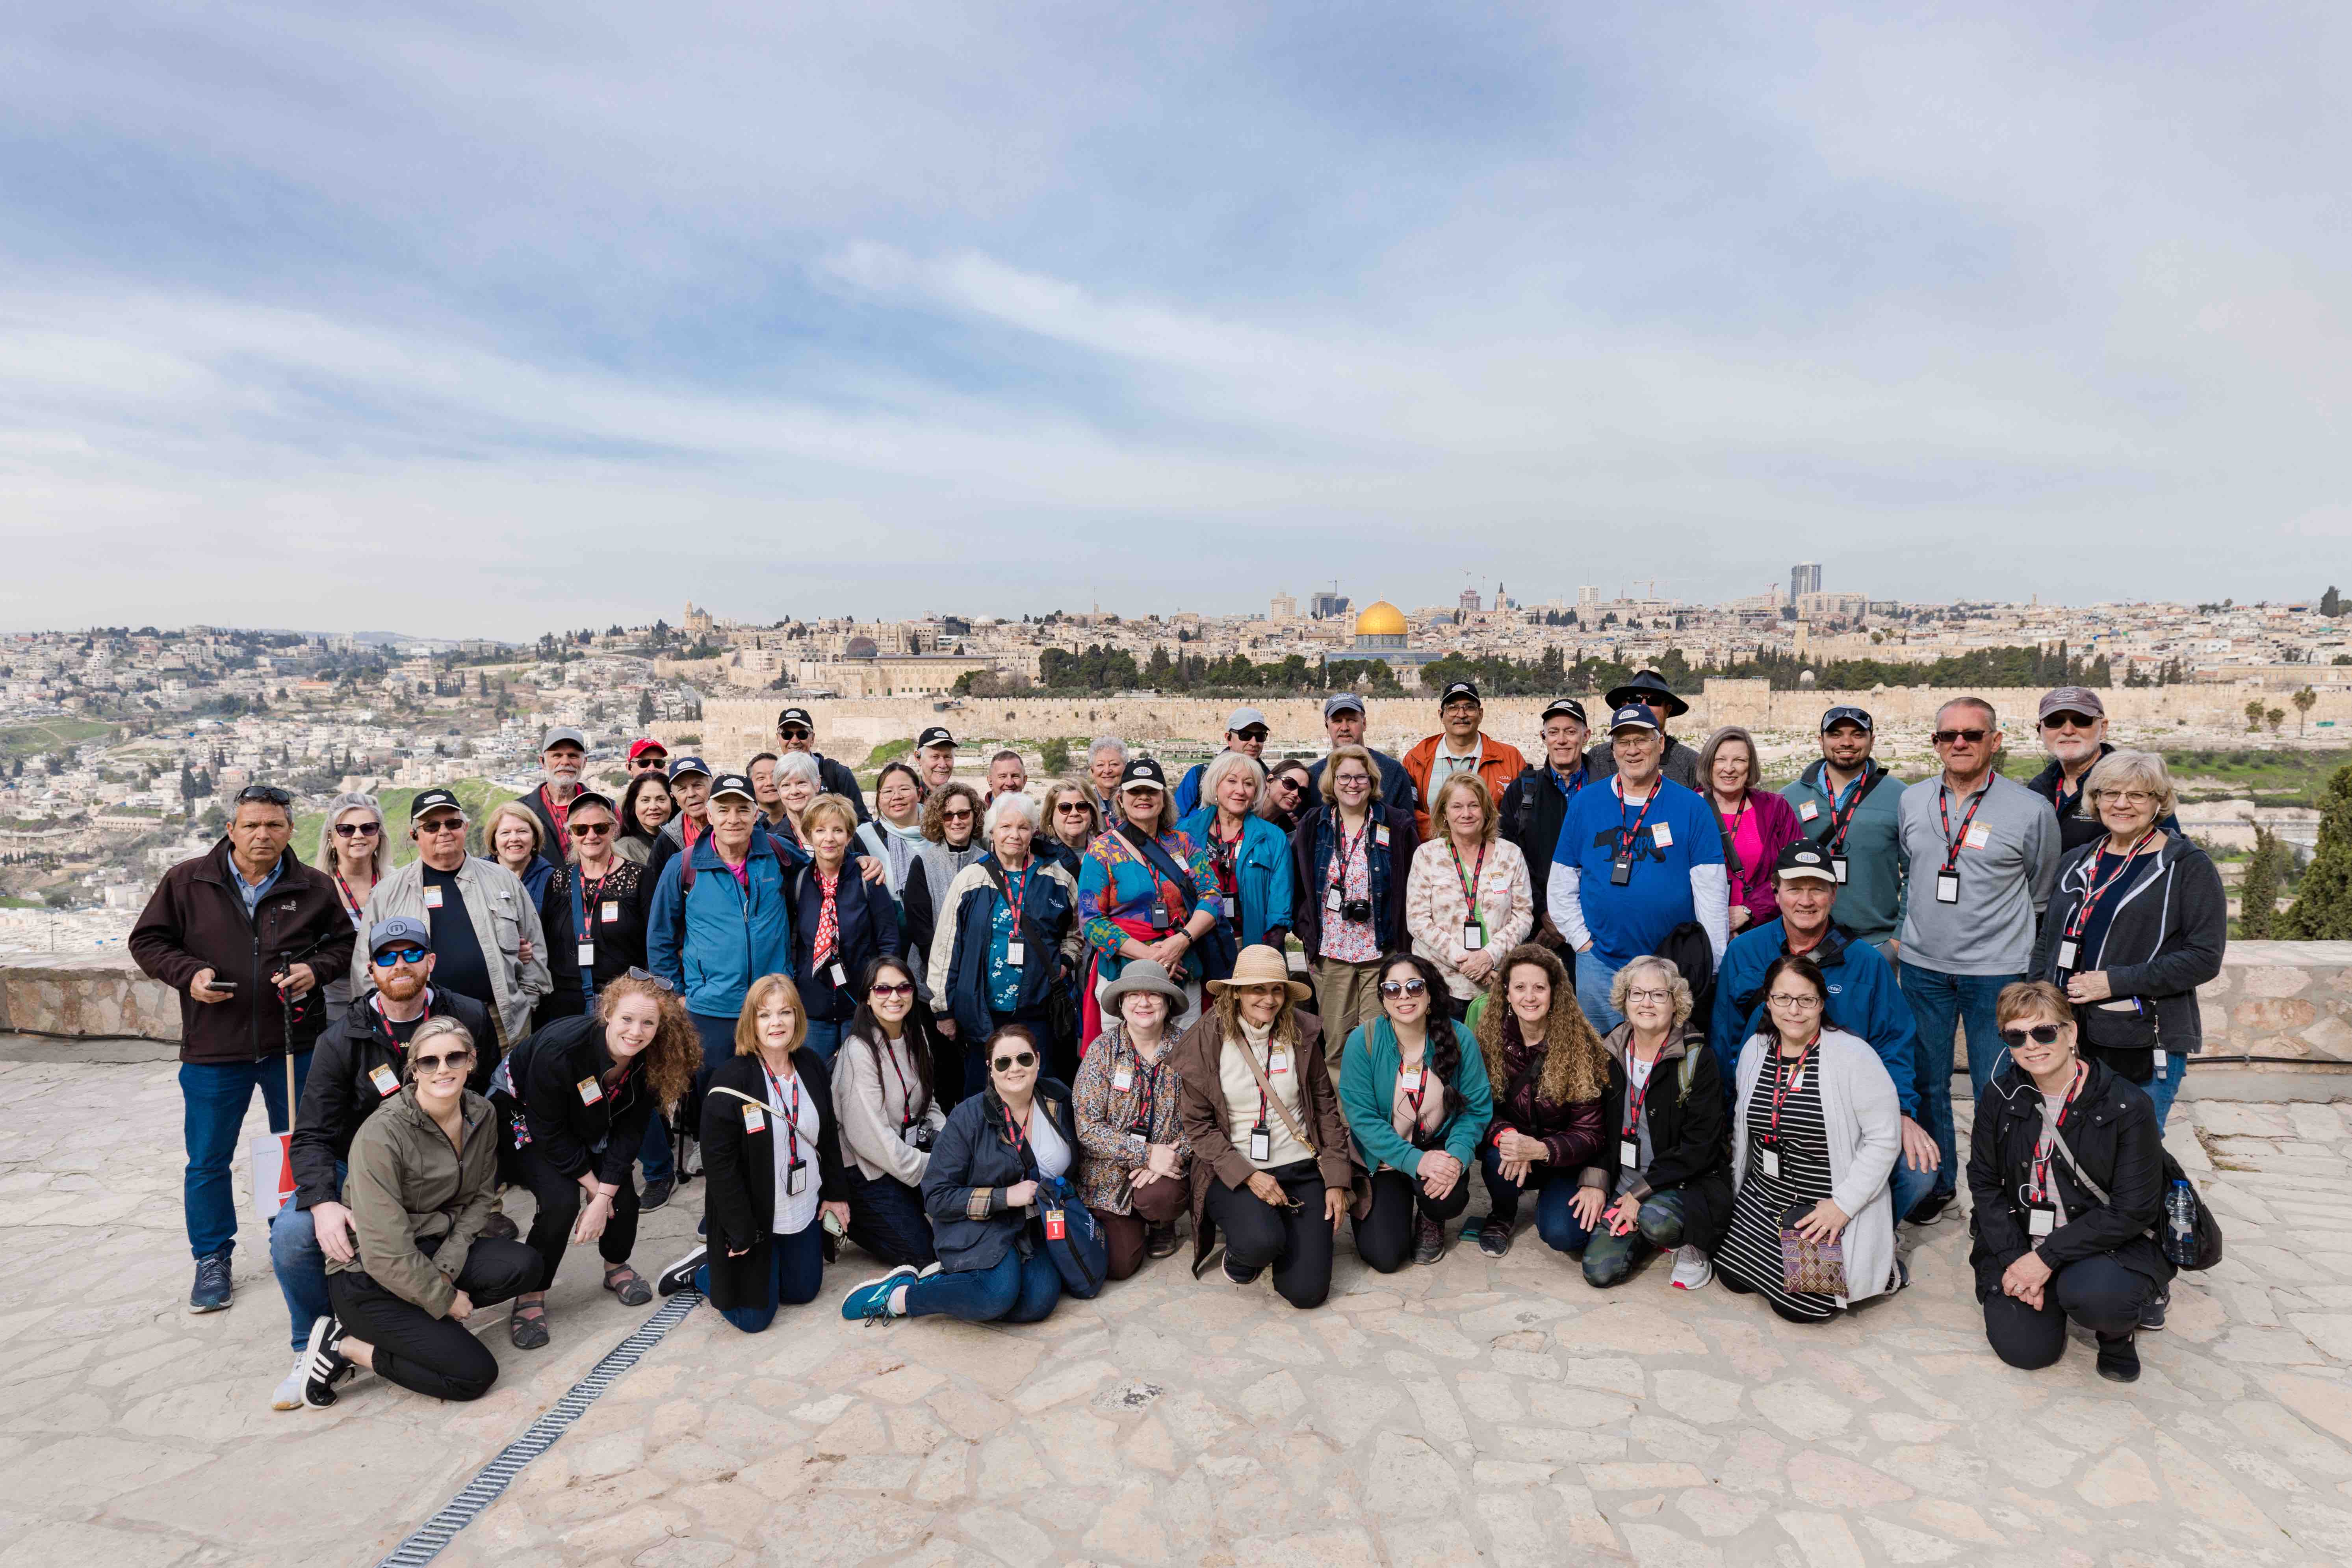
[637,691,656,726]
[1039,737,1073,774]
[2238,826,2287,939]
[2283,766,2352,939]
[2246,699,2267,733]
[2323,585,2342,618]
[2267,707,2286,735]
[2294,686,2318,735]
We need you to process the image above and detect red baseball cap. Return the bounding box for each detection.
[628,738,669,761]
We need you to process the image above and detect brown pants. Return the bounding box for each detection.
[1314,958,1383,1065]
[1095,1171,1189,1280]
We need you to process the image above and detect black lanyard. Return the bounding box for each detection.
[1936,781,1990,874]
[882,1034,917,1129]
[1329,818,1368,893]
[1622,1050,1662,1139]
[574,867,613,945]
[1125,1046,1165,1136]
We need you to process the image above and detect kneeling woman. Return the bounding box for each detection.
[1173,944,1353,1309]
[1969,981,2171,1384]
[1471,944,1609,1258]
[831,956,949,1269]
[839,1026,1077,1325]
[1339,952,1493,1270]
[1073,959,1195,1279]
[1574,956,1732,1290]
[509,972,697,1348]
[303,1019,543,1406]
[1715,955,1902,1323]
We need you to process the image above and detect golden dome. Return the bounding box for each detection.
[1353,601,1408,637]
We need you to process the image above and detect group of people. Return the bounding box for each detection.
[129,675,2223,1411]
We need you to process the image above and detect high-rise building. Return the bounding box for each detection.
[1270,593,1297,621]
[1577,585,1600,612]
[1309,591,1351,620]
[1789,562,1823,603]
[1459,587,1482,613]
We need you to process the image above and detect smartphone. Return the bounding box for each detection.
[211,979,239,995]
[821,1210,846,1240]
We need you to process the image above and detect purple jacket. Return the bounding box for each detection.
[1716,789,1804,927]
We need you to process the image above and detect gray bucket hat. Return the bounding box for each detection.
[1099,959,1188,1013]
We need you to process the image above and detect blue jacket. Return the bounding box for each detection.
[1708,919,1920,1119]
[943,854,1078,1045]
[1338,1016,1493,1176]
[921,1081,1078,1275]
[788,859,904,1024]
[1177,805,1296,950]
[648,828,807,1020]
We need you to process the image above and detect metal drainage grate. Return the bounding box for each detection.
[376,1291,702,1567]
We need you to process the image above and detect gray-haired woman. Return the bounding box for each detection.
[316,792,388,1028]
[1083,737,1128,826]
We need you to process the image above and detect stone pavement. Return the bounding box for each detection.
[7,1050,2352,1568]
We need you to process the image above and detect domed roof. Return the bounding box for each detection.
[1354,601,1408,637]
[846,636,879,659]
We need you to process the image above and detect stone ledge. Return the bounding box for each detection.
[0,953,184,1043]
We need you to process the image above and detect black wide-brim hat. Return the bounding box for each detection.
[1604,668,1689,718]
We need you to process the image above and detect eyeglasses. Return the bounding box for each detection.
[991,1051,1036,1071]
[235,785,293,805]
[1624,988,1672,1005]
[868,981,915,998]
[2096,789,2157,807]
[1335,772,1372,788]
[411,1049,474,1075]
[374,945,430,966]
[1766,993,1822,1011]
[1999,1023,2066,1047]
[333,822,381,838]
[1378,978,1429,998]
[569,821,615,837]
[1931,729,1990,745]
[417,816,466,834]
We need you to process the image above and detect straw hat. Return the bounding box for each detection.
[1205,943,1311,1002]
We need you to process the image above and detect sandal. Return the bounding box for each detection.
[509,1301,550,1349]
[604,1264,653,1307]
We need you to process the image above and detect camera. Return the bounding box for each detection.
[1339,898,1373,923]
[905,1125,934,1152]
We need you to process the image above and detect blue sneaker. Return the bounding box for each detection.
[839,1265,918,1323]
[189,1249,233,1313]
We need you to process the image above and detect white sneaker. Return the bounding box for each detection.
[1669,1245,1714,1292]
[271,1350,309,1411]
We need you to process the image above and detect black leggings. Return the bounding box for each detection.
[520,1147,640,1292]
[1205,1159,1336,1310]
[328,1238,542,1402]
[1983,1253,2153,1369]
[1353,1167,1473,1273]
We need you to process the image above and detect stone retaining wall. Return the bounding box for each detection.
[12,943,2352,1063]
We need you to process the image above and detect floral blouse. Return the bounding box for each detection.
[1071,1019,1191,1214]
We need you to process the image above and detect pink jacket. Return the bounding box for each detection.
[1716,789,1804,927]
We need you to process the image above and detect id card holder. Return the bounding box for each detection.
[1113,1065,1134,1091]
[2056,940,2078,969]
[2027,1206,2055,1238]
[577,941,596,967]
[1651,822,1673,849]
[422,885,444,910]
[1461,922,1485,951]
[1619,1138,1639,1167]
[1043,1207,1067,1241]
[601,900,620,923]
[829,963,848,987]
[1249,1125,1271,1162]
[1799,800,1819,822]
[787,1161,808,1197]
[1006,940,1026,967]
[1375,824,1390,848]
[577,1076,603,1106]
[1268,1050,1289,1074]
[1935,872,1960,904]
[369,1064,399,1097]
[1830,855,1848,885]
[1611,855,1632,887]
[1758,1145,1781,1180]
[741,1102,766,1133]
[1151,905,1171,930]
[1326,886,1343,911]
[2153,1049,2168,1072]
[1964,824,1991,850]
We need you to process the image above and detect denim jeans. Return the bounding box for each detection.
[181,1052,313,1260]
[269,1158,343,1349]
[1477,1144,1587,1255]
[1898,963,2019,1200]
[902,1245,1062,1324]
[843,1169,936,1268]
[696,1221,826,1334]
[1580,1188,1689,1288]
[803,1019,845,1067]
[638,1013,728,1186]
[2145,1049,2187,1134]
[1576,954,1624,1035]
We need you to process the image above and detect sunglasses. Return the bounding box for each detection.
[1999,1024,2066,1047]
[869,981,914,998]
[1379,978,1429,998]
[374,945,430,966]
[991,1051,1037,1071]
[1931,728,1990,745]
[1270,777,1303,794]
[569,821,615,837]
[942,809,975,822]
[1056,802,1094,815]
[411,1049,474,1076]
[417,816,466,834]
[334,822,381,838]
[779,728,813,740]
[236,785,293,805]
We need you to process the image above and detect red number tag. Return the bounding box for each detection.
[1044,1208,1067,1240]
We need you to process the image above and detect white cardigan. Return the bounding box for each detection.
[1730,1027,1902,1306]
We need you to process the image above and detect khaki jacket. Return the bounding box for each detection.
[353,856,551,1046]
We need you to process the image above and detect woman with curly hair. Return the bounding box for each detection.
[1339,950,1494,1269]
[507,970,698,1347]
[1470,944,1611,1258]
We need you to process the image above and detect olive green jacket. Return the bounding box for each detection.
[330,1084,500,1318]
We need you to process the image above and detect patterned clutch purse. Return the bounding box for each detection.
[1778,1201,1848,1296]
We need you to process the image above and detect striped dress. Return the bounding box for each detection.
[1717,1051,1839,1322]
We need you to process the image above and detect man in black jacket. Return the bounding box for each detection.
[130,784,357,1318]
[778,706,869,821]
[267,916,494,1409]
[1501,697,1596,959]
[2024,687,2178,853]
[518,726,590,854]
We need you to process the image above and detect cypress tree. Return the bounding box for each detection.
[2239,825,2285,939]
[2281,765,2352,939]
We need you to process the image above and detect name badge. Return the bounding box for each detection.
[1375,825,1390,848]
[1619,1138,1639,1167]
[577,942,595,967]
[1113,1066,1134,1091]
[1964,824,1991,850]
[1151,906,1171,929]
[600,901,620,923]
[1759,1147,1781,1180]
[1611,856,1633,887]
[1798,801,1819,822]
[1830,855,1849,884]
[1006,940,1026,967]
[2153,1049,2168,1072]
[741,1102,766,1133]
[1043,1207,1067,1241]
[1325,887,1344,911]
[1461,922,1485,951]
[1249,1126,1271,1162]
[2056,940,2078,969]
[422,886,444,910]
[1935,872,1961,904]
[829,963,848,987]
[577,1076,603,1106]
[2027,1206,2055,1238]
[787,1162,808,1197]
[1651,823,1674,848]
[1267,1051,1289,1075]
[1400,1068,1426,1091]
[369,1064,399,1097]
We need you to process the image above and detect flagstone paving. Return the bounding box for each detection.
[6,1048,2352,1568]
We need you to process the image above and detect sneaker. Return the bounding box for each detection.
[1476,1216,1514,1258]
[479,1210,520,1241]
[1223,1253,1264,1286]
[2140,1287,2169,1332]
[1144,1222,1180,1260]
[840,1264,920,1323]
[189,1249,233,1314]
[301,1317,356,1408]
[640,1176,674,1213]
[1413,1216,1446,1266]
[655,1246,707,1297]
[271,1349,310,1411]
[1904,1191,1953,1227]
[2096,1332,2141,1384]
[1669,1245,1714,1292]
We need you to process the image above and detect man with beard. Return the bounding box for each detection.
[519,727,590,853]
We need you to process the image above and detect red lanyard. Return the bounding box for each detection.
[1330,819,1368,892]
[1447,837,1486,908]
[1825,766,1874,853]
[2029,1063,2087,1202]
[1936,781,1989,873]
[1615,778,1660,857]
[1003,862,1031,924]
[1210,822,1242,887]
[575,868,611,944]
[882,1035,916,1128]
[1765,1039,1818,1143]
[1001,1102,1034,1166]
[762,1062,804,1167]
[2063,829,2159,941]
[1125,1045,1164,1136]
[371,991,429,1058]
[1622,1050,1663,1139]
[1400,1056,1431,1123]
[334,872,367,923]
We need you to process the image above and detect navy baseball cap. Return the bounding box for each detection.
[1607,703,1660,734]
[368,916,432,957]
[666,755,711,781]
[1819,705,1873,734]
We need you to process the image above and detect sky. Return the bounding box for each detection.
[2,2,2346,638]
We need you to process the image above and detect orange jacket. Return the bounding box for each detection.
[1400,732,1528,842]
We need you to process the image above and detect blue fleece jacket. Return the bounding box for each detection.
[1708,918,1920,1120]
[647,828,806,1020]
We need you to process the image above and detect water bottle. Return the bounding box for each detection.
[2164,1178,2196,1264]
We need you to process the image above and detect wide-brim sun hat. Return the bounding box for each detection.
[1205,943,1311,1002]
[1099,959,1189,1012]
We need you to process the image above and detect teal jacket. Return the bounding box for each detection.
[1338,1016,1494,1176]
[1177,805,1296,949]
[1780,762,1908,947]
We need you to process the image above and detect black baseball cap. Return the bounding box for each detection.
[1119,756,1169,792]
[916,726,957,750]
[408,788,463,822]
[666,755,711,781]
[706,772,757,803]
[1775,843,1839,883]
[567,789,617,817]
[1819,705,1873,734]
[1439,681,1480,706]
[776,707,814,731]
[1540,697,1589,726]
